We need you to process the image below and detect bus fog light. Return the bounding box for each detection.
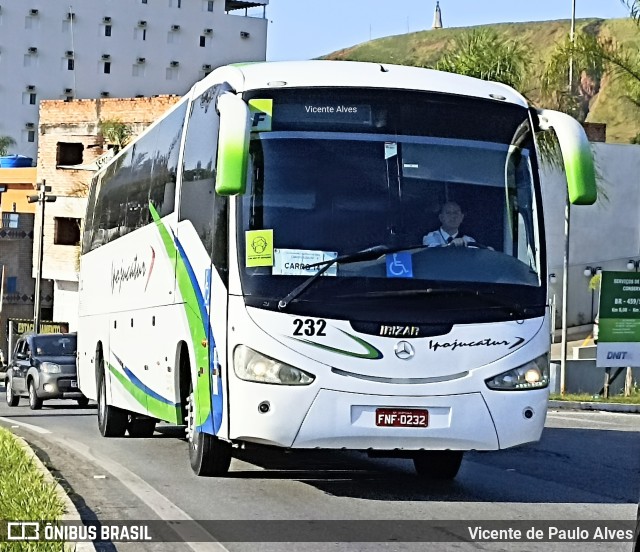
[233,345,315,385]
[485,354,549,391]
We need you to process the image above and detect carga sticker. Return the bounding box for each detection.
[246,229,274,267]
[273,249,338,276]
[386,252,413,278]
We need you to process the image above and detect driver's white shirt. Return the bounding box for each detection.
[423,228,475,247]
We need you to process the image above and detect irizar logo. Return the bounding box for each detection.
[379,325,420,337]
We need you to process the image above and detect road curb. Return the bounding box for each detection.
[549,400,640,413]
[14,434,94,552]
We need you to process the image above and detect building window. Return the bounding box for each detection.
[199,36,206,47]
[105,25,112,37]
[142,0,147,3]
[6,276,18,294]
[104,61,111,74]
[56,142,84,166]
[3,213,19,228]
[54,217,81,246]
[29,93,37,105]
[27,130,35,142]
[207,1,214,12]
[67,58,75,70]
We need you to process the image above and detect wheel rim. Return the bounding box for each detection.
[29,383,35,405]
[98,378,106,424]
[6,380,12,401]
[186,392,197,451]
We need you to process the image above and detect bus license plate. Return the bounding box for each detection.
[375,408,428,427]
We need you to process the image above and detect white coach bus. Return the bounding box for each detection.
[78,61,596,477]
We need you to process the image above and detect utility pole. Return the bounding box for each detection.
[28,181,56,333]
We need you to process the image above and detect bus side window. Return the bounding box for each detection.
[180,85,228,277]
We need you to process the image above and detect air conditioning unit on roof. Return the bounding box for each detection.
[25,122,35,129]
[204,28,213,35]
[169,60,179,67]
[29,8,38,16]
[100,91,110,98]
[171,24,180,31]
[101,54,111,61]
[26,85,36,91]
[28,47,38,54]
[103,16,112,23]
[240,31,250,38]
[65,50,74,57]
[138,20,147,27]
[202,64,212,71]
[64,88,73,94]
[136,57,146,64]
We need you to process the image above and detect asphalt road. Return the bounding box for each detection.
[0,384,638,552]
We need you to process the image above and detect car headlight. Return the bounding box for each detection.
[233,345,315,385]
[40,362,61,374]
[485,354,549,391]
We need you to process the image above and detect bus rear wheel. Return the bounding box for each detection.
[412,450,463,480]
[186,392,231,476]
[97,370,127,437]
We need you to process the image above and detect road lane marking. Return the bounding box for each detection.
[47,435,230,552]
[0,416,51,434]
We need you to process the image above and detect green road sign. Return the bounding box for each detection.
[596,271,640,367]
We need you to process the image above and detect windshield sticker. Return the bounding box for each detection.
[273,249,338,277]
[249,99,273,132]
[384,142,397,159]
[386,252,413,278]
[246,229,274,267]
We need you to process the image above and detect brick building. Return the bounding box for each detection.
[36,96,182,329]
[0,167,54,356]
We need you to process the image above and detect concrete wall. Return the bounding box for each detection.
[543,143,640,327]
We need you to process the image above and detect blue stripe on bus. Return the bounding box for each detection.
[112,352,178,406]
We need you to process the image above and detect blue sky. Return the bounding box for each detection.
[265,0,632,61]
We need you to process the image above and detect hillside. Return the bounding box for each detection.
[323,18,640,143]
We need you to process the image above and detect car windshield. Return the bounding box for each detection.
[33,335,77,356]
[237,88,546,323]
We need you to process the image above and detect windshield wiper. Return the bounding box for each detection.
[336,287,532,318]
[277,243,425,311]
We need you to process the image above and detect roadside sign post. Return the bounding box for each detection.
[596,271,640,397]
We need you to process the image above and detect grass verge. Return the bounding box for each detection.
[0,427,67,551]
[550,390,640,405]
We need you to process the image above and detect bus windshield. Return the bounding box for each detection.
[238,89,545,323]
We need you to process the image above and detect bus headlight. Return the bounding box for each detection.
[40,362,61,374]
[233,345,315,385]
[485,354,549,391]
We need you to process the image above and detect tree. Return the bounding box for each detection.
[432,29,532,91]
[623,1,640,22]
[0,135,16,156]
[98,119,132,153]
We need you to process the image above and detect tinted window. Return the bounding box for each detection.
[180,85,227,274]
[84,101,188,252]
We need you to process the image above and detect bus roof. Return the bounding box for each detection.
[203,60,529,109]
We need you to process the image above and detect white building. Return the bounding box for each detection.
[0,0,269,160]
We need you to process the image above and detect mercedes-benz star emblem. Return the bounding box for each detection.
[394,340,415,360]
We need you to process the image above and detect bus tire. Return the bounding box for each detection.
[97,370,127,437]
[127,415,156,438]
[186,392,231,476]
[412,450,463,480]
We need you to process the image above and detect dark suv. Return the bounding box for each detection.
[4,333,88,409]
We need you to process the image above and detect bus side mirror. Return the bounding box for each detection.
[537,109,597,205]
[216,93,251,196]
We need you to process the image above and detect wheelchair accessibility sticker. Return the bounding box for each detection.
[386,252,413,278]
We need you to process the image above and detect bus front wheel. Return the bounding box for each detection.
[412,450,463,480]
[186,392,231,476]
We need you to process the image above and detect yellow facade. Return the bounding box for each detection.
[0,168,37,214]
